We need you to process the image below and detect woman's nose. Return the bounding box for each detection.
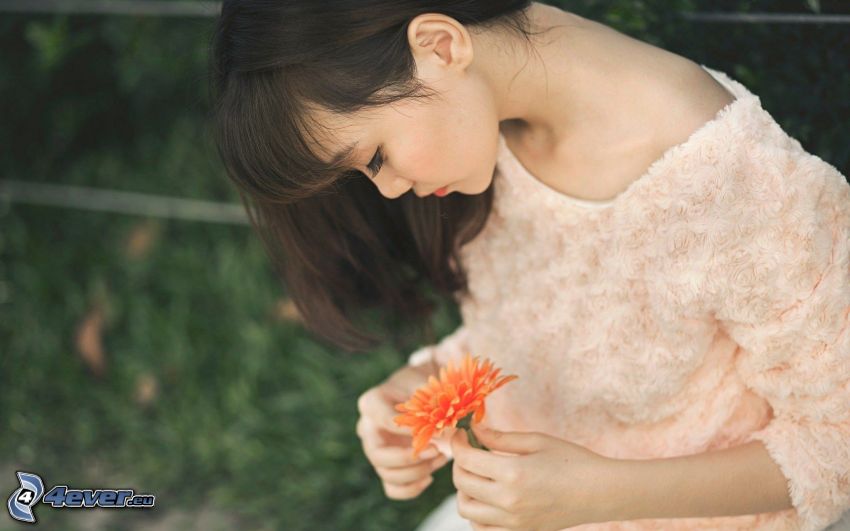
[378,175,412,198]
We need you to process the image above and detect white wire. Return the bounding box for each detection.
[0,1,848,24]
[0,179,249,225]
[680,12,850,24]
[0,0,220,16]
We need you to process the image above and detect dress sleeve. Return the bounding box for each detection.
[406,323,470,368]
[702,143,850,531]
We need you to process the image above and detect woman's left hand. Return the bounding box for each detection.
[450,424,621,531]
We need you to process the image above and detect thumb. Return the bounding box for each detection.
[472,425,543,455]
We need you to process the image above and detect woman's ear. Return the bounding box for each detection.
[406,13,473,74]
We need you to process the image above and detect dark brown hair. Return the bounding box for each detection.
[208,0,549,352]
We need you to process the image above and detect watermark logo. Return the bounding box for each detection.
[7,471,155,524]
[7,472,44,524]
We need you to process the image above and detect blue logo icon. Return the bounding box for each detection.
[7,471,155,524]
[7,472,45,524]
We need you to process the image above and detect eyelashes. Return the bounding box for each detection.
[365,146,385,178]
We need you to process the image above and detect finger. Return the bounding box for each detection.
[452,459,504,509]
[358,387,408,435]
[363,437,441,468]
[376,463,432,486]
[375,454,448,485]
[384,364,432,396]
[429,453,451,472]
[472,425,544,456]
[357,416,395,447]
[450,428,508,482]
[456,490,516,528]
[383,474,433,500]
[471,523,510,531]
[358,415,413,451]
[358,387,410,436]
[356,416,379,446]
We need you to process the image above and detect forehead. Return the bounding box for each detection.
[306,106,375,165]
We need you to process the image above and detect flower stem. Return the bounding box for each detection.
[456,414,489,451]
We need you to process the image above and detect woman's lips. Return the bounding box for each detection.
[433,186,449,197]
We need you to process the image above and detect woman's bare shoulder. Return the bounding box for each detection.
[648,60,738,158]
[549,6,736,147]
[583,13,737,158]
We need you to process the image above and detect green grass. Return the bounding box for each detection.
[0,13,460,529]
[1,188,462,531]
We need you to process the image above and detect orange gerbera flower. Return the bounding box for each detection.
[393,352,519,459]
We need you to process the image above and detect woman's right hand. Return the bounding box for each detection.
[356,362,451,500]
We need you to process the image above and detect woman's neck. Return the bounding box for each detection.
[479,2,688,162]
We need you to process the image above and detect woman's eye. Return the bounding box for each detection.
[365,146,384,178]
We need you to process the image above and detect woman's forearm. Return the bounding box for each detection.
[609,440,793,521]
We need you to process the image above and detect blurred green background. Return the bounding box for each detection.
[1,1,848,530]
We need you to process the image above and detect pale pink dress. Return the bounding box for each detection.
[407,65,850,531]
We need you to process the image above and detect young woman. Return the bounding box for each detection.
[209,2,850,530]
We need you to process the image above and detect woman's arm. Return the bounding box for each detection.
[610,440,792,521]
[407,323,470,374]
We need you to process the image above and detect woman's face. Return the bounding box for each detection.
[311,13,503,199]
[314,90,500,199]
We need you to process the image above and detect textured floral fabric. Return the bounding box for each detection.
[407,65,850,531]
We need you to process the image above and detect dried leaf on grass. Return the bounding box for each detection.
[273,297,303,324]
[75,302,106,378]
[134,372,159,407]
[124,219,161,260]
